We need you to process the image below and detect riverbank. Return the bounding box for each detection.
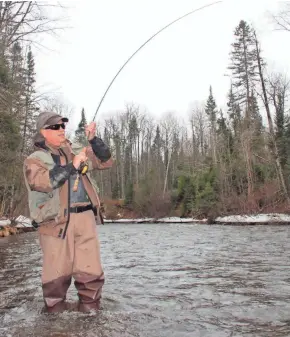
[103,217,208,224]
[0,215,35,237]
[1,213,290,238]
[103,213,290,225]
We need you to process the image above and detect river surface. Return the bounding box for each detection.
[1,224,290,337]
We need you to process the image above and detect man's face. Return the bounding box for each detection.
[40,121,66,147]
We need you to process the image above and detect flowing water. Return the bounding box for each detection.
[1,223,290,337]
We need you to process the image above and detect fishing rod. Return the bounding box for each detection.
[92,0,222,121]
[76,1,222,180]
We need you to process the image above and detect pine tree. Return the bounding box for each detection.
[0,42,26,216]
[217,109,232,141]
[74,108,87,145]
[284,120,290,174]
[152,125,163,162]
[227,84,242,136]
[249,90,263,135]
[228,20,257,118]
[253,28,290,202]
[124,143,133,205]
[170,131,180,189]
[275,92,287,169]
[22,46,37,154]
[205,85,217,123]
[9,42,26,118]
[228,20,258,197]
[205,86,218,164]
[151,125,164,190]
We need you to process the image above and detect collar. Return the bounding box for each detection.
[34,141,61,155]
[34,139,71,155]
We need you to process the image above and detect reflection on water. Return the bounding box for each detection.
[1,224,290,336]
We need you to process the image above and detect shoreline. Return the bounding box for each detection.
[1,213,290,237]
[103,213,290,226]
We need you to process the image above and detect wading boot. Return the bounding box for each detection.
[41,301,68,314]
[78,300,100,313]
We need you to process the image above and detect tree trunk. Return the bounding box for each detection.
[163,148,172,198]
[211,124,218,165]
[254,32,290,203]
[242,30,254,198]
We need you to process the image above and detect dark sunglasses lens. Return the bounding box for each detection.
[47,123,66,130]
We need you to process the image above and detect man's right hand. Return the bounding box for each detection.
[73,148,88,170]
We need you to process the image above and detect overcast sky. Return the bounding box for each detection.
[33,0,287,130]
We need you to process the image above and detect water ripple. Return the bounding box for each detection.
[1,224,290,336]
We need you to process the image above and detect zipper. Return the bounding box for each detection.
[59,148,70,240]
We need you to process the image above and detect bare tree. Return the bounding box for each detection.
[41,94,74,118]
[0,1,69,52]
[189,102,207,163]
[268,72,290,114]
[253,30,290,203]
[160,111,178,197]
[40,94,74,138]
[271,2,290,32]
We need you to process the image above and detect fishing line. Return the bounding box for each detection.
[92,1,223,121]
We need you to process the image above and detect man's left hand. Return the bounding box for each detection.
[85,122,96,140]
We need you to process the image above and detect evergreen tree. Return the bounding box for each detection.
[227,84,242,136]
[249,90,263,134]
[217,110,226,133]
[284,120,290,177]
[74,108,87,145]
[9,42,26,115]
[228,20,258,197]
[22,46,37,154]
[151,125,163,162]
[150,125,164,191]
[275,93,288,169]
[205,86,218,164]
[205,85,217,124]
[228,20,257,116]
[124,144,133,205]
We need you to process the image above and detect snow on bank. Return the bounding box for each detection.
[0,219,11,226]
[0,215,33,228]
[3,213,290,230]
[104,218,155,223]
[106,214,290,224]
[215,213,290,223]
[104,217,207,224]
[1,216,207,228]
[14,215,33,228]
[156,217,207,223]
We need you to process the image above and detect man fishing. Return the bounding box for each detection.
[23,111,113,313]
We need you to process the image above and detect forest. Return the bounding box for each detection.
[1,2,290,220]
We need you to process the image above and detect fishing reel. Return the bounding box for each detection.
[79,161,88,175]
[73,162,88,192]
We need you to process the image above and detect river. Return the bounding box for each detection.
[1,223,290,337]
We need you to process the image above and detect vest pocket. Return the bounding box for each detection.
[32,197,59,223]
[30,190,60,224]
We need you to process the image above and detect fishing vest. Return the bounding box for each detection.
[24,148,100,225]
[23,150,61,224]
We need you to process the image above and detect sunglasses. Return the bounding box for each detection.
[45,123,66,130]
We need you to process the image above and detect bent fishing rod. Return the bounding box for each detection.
[78,1,222,177]
[92,1,222,121]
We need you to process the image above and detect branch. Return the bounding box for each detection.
[9,2,26,23]
[271,3,290,32]
[6,1,32,46]
[0,1,70,52]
